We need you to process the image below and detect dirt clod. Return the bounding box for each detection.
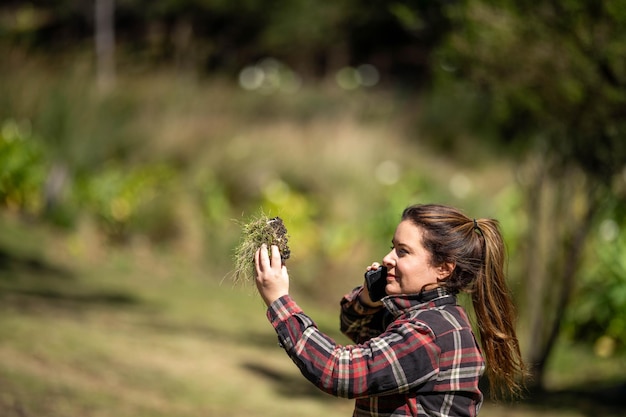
[267,217,290,261]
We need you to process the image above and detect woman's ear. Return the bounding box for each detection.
[438,262,455,279]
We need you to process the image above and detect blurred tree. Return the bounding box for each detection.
[423,0,626,389]
[95,0,116,91]
[0,0,448,84]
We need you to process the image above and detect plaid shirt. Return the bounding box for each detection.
[266,287,484,417]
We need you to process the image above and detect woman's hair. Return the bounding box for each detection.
[401,203,527,399]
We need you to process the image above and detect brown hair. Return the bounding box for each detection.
[401,203,527,399]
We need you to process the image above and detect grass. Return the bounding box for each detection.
[0,214,353,417]
[232,213,291,285]
[0,216,625,417]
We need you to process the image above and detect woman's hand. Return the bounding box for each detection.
[359,262,384,307]
[255,244,290,307]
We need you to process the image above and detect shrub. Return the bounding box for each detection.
[0,119,46,215]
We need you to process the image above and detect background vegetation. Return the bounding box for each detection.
[0,1,625,416]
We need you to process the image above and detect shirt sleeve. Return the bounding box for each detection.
[339,286,387,344]
[267,294,441,399]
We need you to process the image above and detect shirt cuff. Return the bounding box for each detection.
[341,286,383,316]
[266,294,303,327]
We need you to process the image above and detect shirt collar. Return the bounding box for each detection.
[381,287,457,317]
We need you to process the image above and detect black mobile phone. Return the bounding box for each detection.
[364,266,388,302]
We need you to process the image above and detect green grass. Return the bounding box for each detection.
[0,216,624,417]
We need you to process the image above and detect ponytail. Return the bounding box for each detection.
[402,204,528,399]
[471,219,527,399]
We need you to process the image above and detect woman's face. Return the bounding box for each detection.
[382,220,447,295]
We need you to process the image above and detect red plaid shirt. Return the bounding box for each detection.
[266,287,484,416]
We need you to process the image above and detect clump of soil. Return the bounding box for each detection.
[233,213,290,284]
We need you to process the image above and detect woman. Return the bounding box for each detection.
[254,203,526,416]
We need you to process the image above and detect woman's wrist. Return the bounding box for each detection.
[359,286,383,306]
[357,294,378,308]
[355,289,383,313]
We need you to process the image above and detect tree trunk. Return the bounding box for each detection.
[95,0,116,91]
[521,159,597,390]
[520,157,551,388]
[529,186,599,385]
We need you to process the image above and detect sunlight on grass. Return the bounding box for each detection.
[0,214,353,416]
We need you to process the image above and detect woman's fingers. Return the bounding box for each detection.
[270,244,282,266]
[255,244,281,276]
[254,244,290,307]
[366,262,380,272]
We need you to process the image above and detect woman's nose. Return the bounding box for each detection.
[382,251,394,267]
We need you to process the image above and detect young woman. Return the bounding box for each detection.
[254,203,526,416]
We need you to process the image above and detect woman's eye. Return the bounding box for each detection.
[391,245,408,255]
[397,248,410,256]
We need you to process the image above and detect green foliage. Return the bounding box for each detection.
[259,179,319,257]
[197,174,231,226]
[565,210,626,354]
[76,163,177,242]
[432,0,626,184]
[0,119,46,214]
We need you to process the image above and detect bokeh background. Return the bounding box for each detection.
[1,1,625,416]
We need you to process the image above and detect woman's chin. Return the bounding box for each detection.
[385,284,400,295]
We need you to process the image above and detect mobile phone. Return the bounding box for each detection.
[364,266,388,302]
